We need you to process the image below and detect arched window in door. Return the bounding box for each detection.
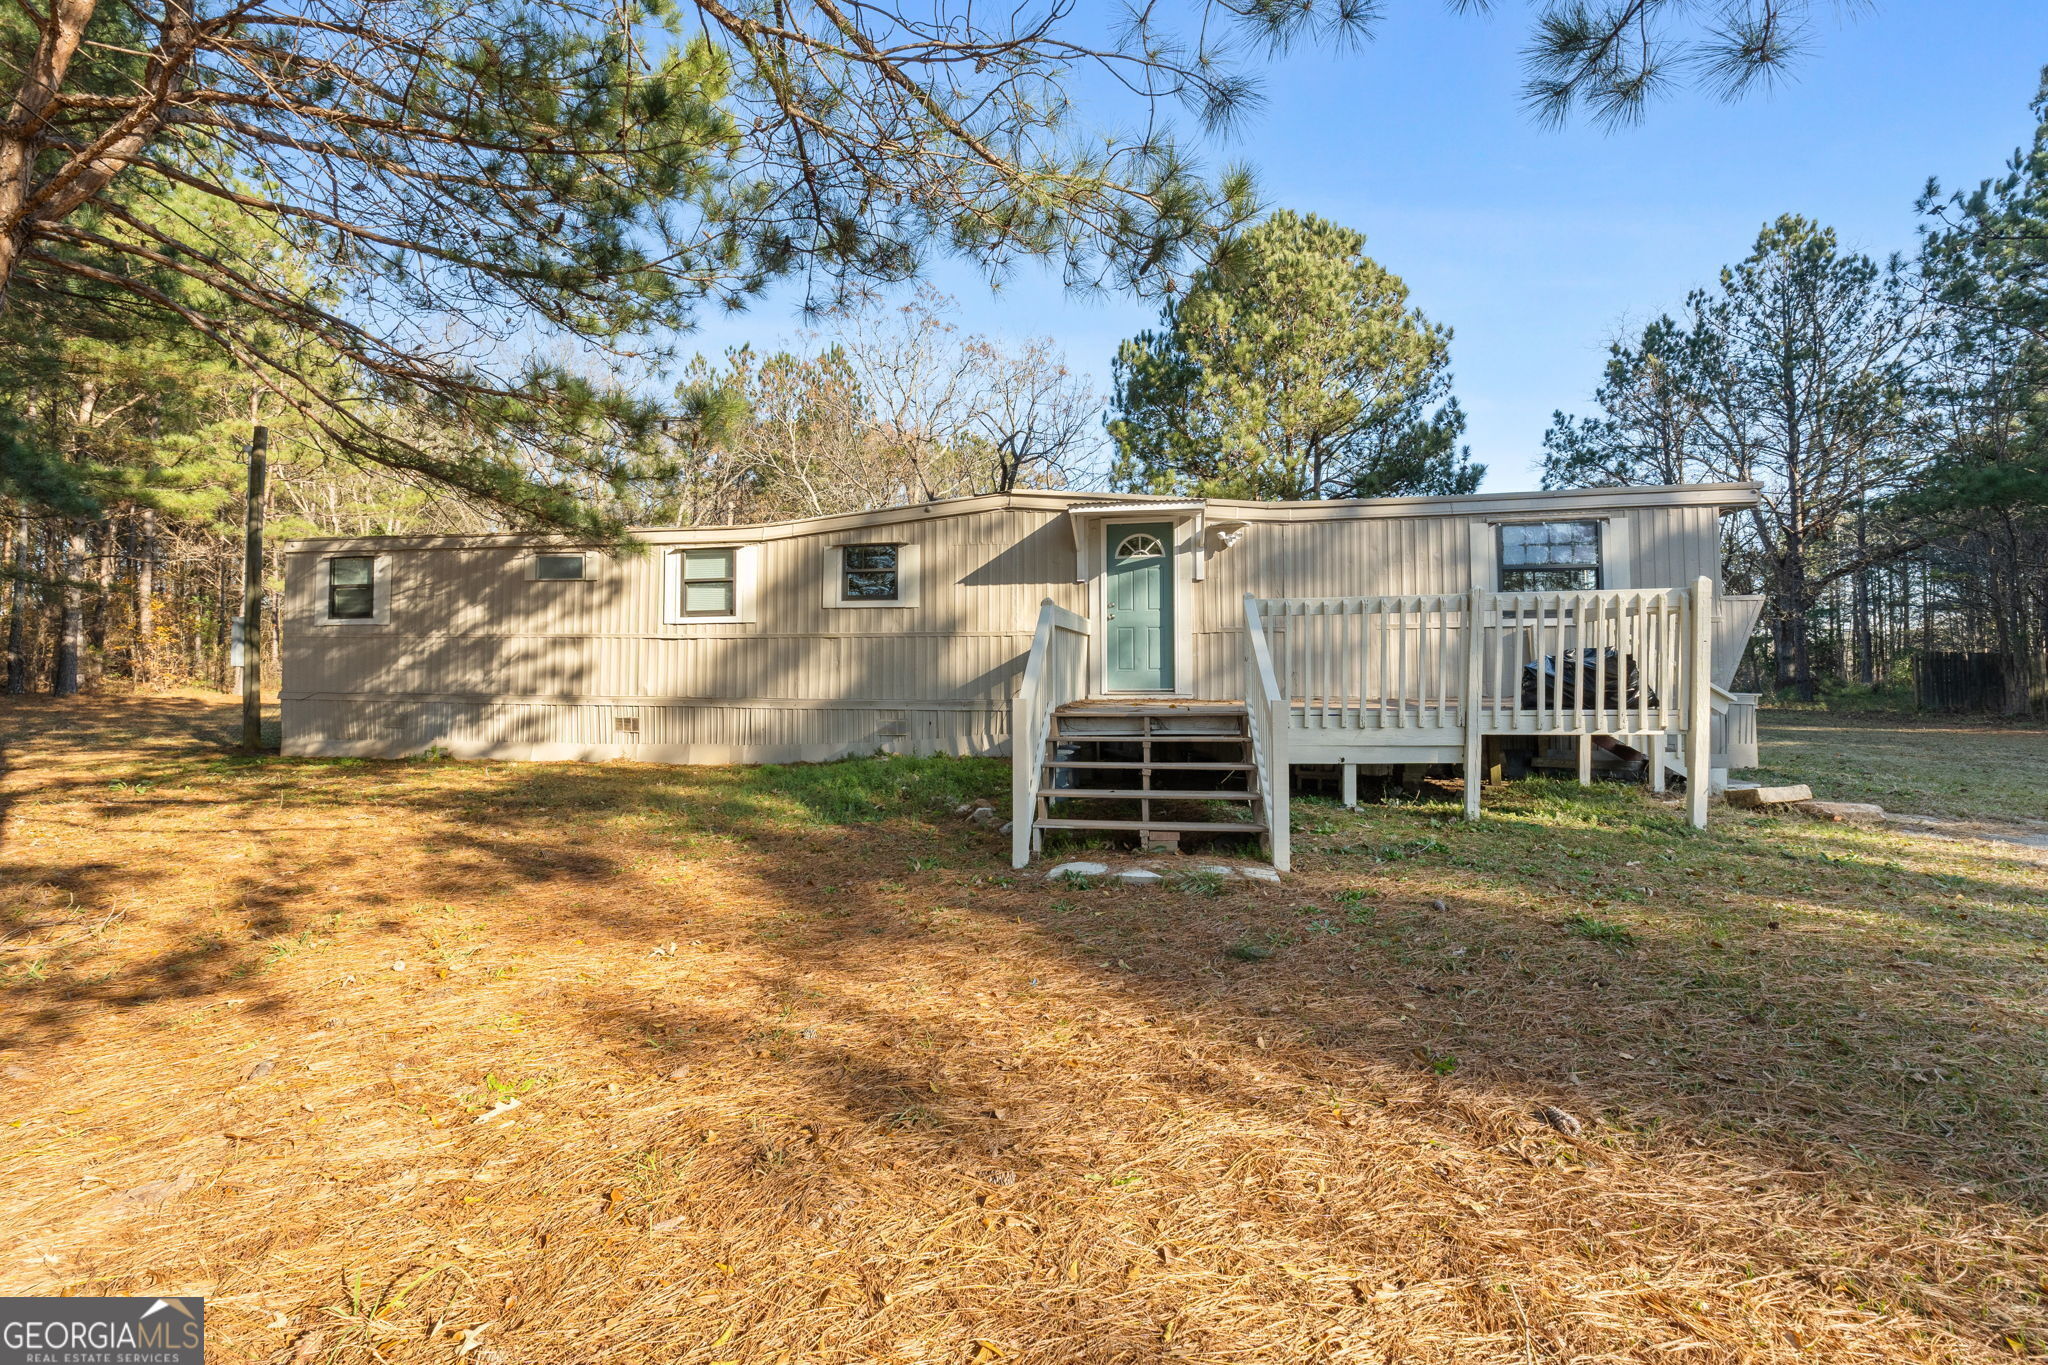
[1115,532,1165,560]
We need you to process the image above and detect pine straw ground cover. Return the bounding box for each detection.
[1,696,2046,1365]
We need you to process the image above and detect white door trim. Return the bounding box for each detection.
[1088,517,1195,698]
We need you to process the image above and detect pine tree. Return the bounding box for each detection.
[1108,211,1481,500]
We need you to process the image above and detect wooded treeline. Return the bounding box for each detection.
[2,0,2031,711]
[1,288,1096,694]
[1543,76,2048,714]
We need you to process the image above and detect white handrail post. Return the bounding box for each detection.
[1685,577,1713,830]
[1462,586,1485,820]
[1268,688,1291,872]
[1243,595,1291,872]
[1011,686,1033,868]
[1012,600,1055,869]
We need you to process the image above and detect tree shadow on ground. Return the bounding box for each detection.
[5,695,2046,1360]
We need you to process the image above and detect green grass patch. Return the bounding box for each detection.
[1754,714,2048,823]
[1561,912,1635,947]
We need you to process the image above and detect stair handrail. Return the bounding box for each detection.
[1241,594,1291,872]
[1012,598,1090,868]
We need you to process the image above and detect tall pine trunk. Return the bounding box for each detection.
[5,506,27,694]
[54,523,83,695]
[1851,502,1873,688]
[134,506,155,686]
[85,517,112,687]
[214,552,231,690]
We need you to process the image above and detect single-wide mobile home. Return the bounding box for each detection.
[282,483,1765,869]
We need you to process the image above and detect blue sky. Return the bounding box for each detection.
[681,3,2048,492]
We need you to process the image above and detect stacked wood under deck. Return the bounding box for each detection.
[1028,701,1271,852]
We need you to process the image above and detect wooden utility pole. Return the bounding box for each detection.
[241,425,268,751]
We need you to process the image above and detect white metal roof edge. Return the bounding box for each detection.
[281,482,1763,553]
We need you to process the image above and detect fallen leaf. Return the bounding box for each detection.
[473,1097,521,1125]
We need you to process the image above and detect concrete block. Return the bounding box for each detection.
[1725,783,1813,808]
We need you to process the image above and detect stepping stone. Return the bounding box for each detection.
[1045,861,1108,879]
[1726,783,1813,808]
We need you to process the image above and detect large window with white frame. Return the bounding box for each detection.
[1498,520,1602,592]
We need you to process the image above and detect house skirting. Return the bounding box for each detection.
[279,694,1012,766]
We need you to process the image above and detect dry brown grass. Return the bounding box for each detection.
[2,694,2045,1364]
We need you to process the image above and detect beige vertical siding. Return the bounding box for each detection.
[1629,504,1724,594]
[282,487,1752,763]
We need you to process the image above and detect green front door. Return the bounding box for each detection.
[1105,522,1174,691]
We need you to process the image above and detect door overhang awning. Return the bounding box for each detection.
[1065,501,1212,582]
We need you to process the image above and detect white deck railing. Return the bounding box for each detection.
[1241,596,1292,872]
[1252,580,1716,826]
[1011,598,1090,868]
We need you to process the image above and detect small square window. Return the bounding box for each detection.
[680,547,737,617]
[1499,521,1601,592]
[533,553,586,581]
[328,556,375,619]
[841,544,898,601]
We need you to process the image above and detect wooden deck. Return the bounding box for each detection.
[1013,584,1722,870]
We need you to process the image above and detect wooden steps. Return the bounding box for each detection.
[1029,700,1269,852]
[1034,818,1268,834]
[1043,759,1255,772]
[1041,788,1261,802]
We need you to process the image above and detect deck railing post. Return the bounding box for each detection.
[1012,600,1059,869]
[1268,690,1291,871]
[1243,595,1291,872]
[1686,577,1714,829]
[1011,622,1039,870]
[1462,586,1485,820]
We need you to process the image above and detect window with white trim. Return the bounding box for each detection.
[316,552,390,625]
[822,540,918,608]
[678,547,738,617]
[840,544,898,601]
[1499,521,1601,592]
[328,556,376,619]
[531,552,588,581]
